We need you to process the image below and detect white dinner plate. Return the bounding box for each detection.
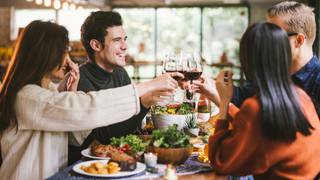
[73,160,146,178]
[81,148,110,160]
[193,143,205,149]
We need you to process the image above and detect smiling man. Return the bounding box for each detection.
[68,11,150,164]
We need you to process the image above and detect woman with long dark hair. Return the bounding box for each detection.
[0,20,181,180]
[195,22,320,178]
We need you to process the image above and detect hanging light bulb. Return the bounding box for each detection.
[53,0,61,9]
[62,1,69,10]
[70,3,76,10]
[35,0,43,5]
[44,0,51,7]
[26,0,33,2]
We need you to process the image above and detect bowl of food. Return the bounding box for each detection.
[151,102,195,130]
[153,146,193,165]
[152,114,190,130]
[151,125,192,164]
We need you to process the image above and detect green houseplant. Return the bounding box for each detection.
[185,114,200,136]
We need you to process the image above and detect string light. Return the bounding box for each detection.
[35,0,43,5]
[69,3,76,10]
[44,0,51,7]
[62,1,69,10]
[53,0,61,9]
[28,0,84,10]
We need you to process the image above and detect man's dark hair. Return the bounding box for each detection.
[81,11,123,61]
[240,22,313,141]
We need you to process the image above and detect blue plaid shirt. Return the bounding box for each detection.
[232,56,320,115]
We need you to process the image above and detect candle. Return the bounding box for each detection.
[144,152,157,168]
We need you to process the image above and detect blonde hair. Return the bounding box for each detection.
[267,1,316,43]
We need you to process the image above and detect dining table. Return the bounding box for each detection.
[47,153,227,180]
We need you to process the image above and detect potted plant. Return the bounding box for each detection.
[185,114,200,136]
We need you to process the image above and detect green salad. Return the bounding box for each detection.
[110,134,146,155]
[152,125,191,148]
[151,102,194,115]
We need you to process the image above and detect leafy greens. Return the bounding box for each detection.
[152,125,191,148]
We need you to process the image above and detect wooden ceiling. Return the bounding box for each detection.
[0,0,300,8]
[93,0,286,7]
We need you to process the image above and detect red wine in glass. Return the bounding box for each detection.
[165,70,184,81]
[184,71,202,100]
[184,71,202,81]
[186,89,193,100]
[177,70,187,81]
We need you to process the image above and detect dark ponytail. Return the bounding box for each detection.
[240,22,313,141]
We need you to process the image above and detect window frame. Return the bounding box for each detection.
[11,8,99,41]
[113,5,249,81]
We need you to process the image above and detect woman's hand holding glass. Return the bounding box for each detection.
[137,72,184,106]
[216,70,233,102]
[193,74,220,106]
[193,70,233,118]
[215,70,233,119]
[148,72,183,92]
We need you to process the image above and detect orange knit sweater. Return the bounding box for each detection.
[209,88,320,179]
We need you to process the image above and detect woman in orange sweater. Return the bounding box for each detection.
[196,22,320,179]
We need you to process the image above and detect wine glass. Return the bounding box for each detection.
[186,52,203,84]
[162,53,182,103]
[162,53,183,81]
[184,53,203,100]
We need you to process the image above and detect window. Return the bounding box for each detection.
[202,7,248,65]
[116,6,248,82]
[12,9,56,39]
[115,8,155,61]
[13,8,98,41]
[13,6,249,82]
[157,8,201,59]
[115,8,156,79]
[58,9,98,40]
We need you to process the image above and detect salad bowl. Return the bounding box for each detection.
[151,125,193,165]
[151,103,195,130]
[153,146,193,164]
[152,114,193,130]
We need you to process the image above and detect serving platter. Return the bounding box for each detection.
[81,148,110,160]
[73,160,146,178]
